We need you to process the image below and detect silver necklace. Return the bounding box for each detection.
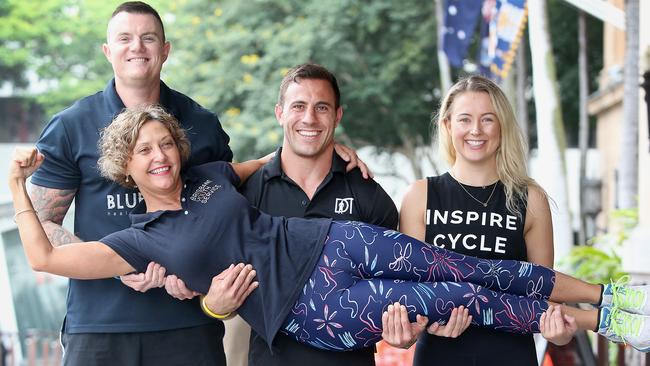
[451,173,498,207]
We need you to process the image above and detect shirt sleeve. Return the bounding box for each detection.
[179,102,234,165]
[349,172,399,230]
[195,111,234,163]
[212,118,234,163]
[366,184,399,229]
[238,169,263,207]
[99,229,149,273]
[219,161,241,186]
[30,116,81,189]
[200,161,241,187]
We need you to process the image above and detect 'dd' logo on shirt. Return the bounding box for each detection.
[334,197,354,214]
[190,179,222,203]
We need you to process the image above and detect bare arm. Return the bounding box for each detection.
[524,184,578,345]
[524,184,554,267]
[24,239,135,279]
[28,184,80,246]
[398,179,428,241]
[229,152,273,184]
[30,170,168,291]
[10,148,135,279]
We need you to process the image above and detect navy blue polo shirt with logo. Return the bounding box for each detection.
[241,149,398,366]
[30,79,233,334]
[100,161,332,347]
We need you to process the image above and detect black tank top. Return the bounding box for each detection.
[414,173,537,366]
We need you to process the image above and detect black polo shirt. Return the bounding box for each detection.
[241,148,398,366]
[100,161,331,348]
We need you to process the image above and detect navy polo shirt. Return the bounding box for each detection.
[101,162,332,347]
[241,149,398,366]
[30,79,233,334]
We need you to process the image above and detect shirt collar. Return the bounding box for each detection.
[103,78,177,116]
[262,147,284,179]
[129,203,164,229]
[330,151,347,174]
[181,165,203,184]
[128,172,199,229]
[103,79,126,115]
[158,80,181,116]
[262,147,346,182]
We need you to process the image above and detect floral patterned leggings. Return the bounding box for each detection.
[281,221,556,351]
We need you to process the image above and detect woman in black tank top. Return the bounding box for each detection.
[400,75,572,365]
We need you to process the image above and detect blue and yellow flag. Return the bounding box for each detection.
[482,0,528,81]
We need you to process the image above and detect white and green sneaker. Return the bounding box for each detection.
[598,306,650,352]
[599,275,650,315]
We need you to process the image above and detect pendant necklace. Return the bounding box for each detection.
[451,172,498,207]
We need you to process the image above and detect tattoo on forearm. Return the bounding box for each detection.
[28,185,80,246]
[43,222,80,246]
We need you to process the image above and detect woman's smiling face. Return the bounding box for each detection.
[126,120,182,196]
[445,91,501,166]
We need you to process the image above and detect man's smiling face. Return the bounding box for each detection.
[102,11,170,86]
[276,78,342,159]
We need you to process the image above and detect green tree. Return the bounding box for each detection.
[0,0,169,116]
[167,0,440,167]
[3,0,602,169]
[547,0,603,147]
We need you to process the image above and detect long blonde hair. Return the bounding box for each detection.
[436,75,544,215]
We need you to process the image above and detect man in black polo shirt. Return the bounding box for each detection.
[223,63,398,366]
[195,63,468,365]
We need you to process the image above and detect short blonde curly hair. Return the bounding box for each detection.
[98,104,191,188]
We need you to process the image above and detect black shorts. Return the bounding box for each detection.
[61,324,225,366]
[248,332,376,366]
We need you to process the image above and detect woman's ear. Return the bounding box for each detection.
[442,117,451,131]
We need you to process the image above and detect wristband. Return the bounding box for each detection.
[14,208,36,223]
[200,295,232,319]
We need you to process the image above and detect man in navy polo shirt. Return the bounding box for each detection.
[28,2,249,365]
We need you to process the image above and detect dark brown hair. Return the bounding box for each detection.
[277,63,341,109]
[111,2,166,41]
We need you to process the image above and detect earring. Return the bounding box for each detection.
[125,175,130,183]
